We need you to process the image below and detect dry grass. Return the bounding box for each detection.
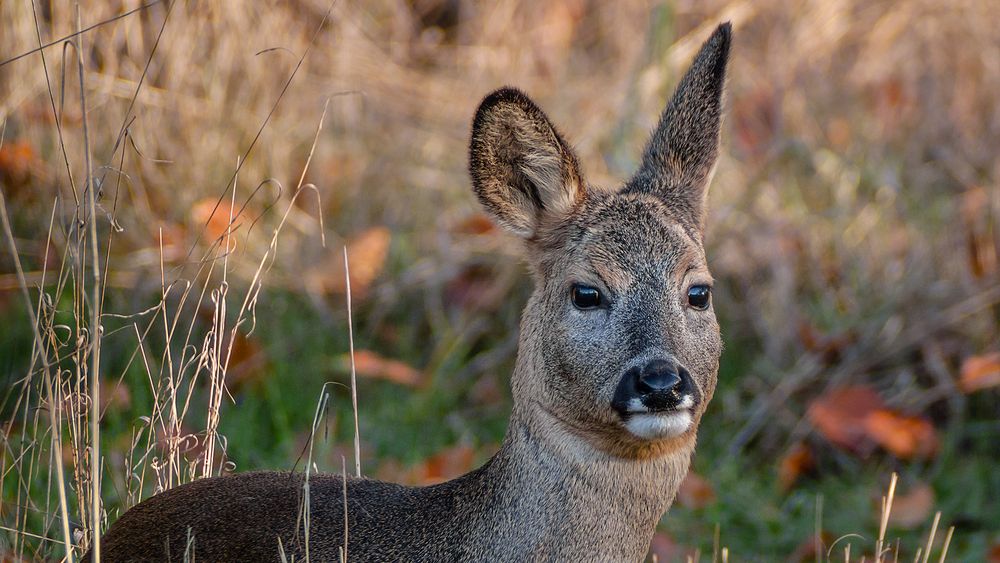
[1,0,998,560]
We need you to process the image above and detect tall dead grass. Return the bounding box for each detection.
[1,0,997,560]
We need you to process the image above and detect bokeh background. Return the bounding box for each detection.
[2,0,998,560]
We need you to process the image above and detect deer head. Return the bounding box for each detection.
[469,23,731,461]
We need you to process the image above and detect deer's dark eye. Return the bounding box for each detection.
[687,285,711,310]
[571,284,602,310]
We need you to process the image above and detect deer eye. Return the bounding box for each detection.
[571,284,602,310]
[687,285,711,310]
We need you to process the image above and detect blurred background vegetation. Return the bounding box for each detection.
[1,0,998,561]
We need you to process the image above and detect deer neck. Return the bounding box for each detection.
[458,403,692,560]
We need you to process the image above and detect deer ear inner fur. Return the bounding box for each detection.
[469,87,585,238]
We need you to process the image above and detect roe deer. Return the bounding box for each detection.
[96,22,732,562]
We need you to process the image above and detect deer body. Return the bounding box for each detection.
[97,23,732,562]
[102,412,689,561]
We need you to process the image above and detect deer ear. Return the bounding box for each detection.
[626,23,732,231]
[469,88,584,239]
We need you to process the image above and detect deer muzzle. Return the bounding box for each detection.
[611,358,700,440]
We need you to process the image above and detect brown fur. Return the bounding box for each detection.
[94,22,732,562]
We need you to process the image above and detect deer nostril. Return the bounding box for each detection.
[636,360,681,393]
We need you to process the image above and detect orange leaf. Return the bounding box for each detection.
[226,333,268,391]
[676,471,715,510]
[0,140,37,178]
[305,227,391,298]
[340,349,422,387]
[421,444,475,484]
[987,542,1000,563]
[190,198,240,246]
[452,213,496,235]
[863,410,938,459]
[887,482,934,530]
[807,386,885,454]
[959,352,1000,393]
[778,442,815,492]
[375,445,476,486]
[343,227,391,295]
[0,140,42,197]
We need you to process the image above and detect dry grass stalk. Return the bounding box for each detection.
[877,473,899,562]
[344,246,361,479]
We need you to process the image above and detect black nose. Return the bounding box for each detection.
[636,359,681,393]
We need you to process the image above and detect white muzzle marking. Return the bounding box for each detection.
[623,394,695,439]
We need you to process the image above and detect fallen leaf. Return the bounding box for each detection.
[648,531,692,562]
[807,386,885,455]
[676,471,715,510]
[452,213,496,235]
[378,444,476,486]
[887,482,934,530]
[305,227,391,299]
[0,140,39,188]
[225,332,268,391]
[959,352,1000,393]
[871,77,913,130]
[987,543,1000,563]
[421,444,476,484]
[190,199,240,247]
[788,532,834,563]
[445,264,506,312]
[863,409,938,459]
[339,349,422,387]
[778,442,815,492]
[342,227,391,294]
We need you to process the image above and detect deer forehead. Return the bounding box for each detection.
[566,194,707,291]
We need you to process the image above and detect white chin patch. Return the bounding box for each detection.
[625,411,693,440]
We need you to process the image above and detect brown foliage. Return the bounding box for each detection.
[863,410,938,460]
[778,442,815,492]
[959,352,1000,393]
[808,386,938,459]
[305,227,391,299]
[0,141,39,189]
[886,482,935,530]
[377,444,475,486]
[676,471,716,510]
[190,199,241,248]
[339,349,423,387]
[807,386,885,455]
